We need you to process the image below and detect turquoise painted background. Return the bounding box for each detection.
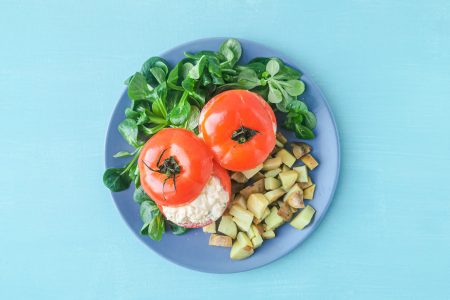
[1,0,449,299]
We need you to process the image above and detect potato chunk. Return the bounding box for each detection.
[303,184,316,200]
[301,154,319,170]
[264,177,281,190]
[279,170,298,191]
[229,205,254,232]
[264,188,286,204]
[202,222,216,233]
[290,205,315,230]
[290,142,312,159]
[276,149,296,168]
[263,157,282,170]
[264,207,285,230]
[230,232,254,260]
[209,234,232,247]
[262,230,275,239]
[231,172,248,183]
[239,179,265,199]
[241,163,263,179]
[264,168,281,178]
[293,165,308,183]
[247,193,269,219]
[218,215,237,239]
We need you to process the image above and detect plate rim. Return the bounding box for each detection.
[104,37,341,273]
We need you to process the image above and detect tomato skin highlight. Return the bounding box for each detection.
[199,90,277,171]
[138,128,214,206]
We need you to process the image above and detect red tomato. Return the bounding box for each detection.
[138,128,213,206]
[199,90,276,171]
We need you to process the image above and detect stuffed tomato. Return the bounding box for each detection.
[138,128,231,228]
[199,90,277,171]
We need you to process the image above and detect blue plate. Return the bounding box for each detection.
[105,38,340,273]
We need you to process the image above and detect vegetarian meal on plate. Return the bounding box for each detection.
[103,39,320,259]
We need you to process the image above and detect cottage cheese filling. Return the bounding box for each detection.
[162,176,229,226]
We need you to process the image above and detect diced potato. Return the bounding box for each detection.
[253,172,265,181]
[231,183,245,195]
[236,231,253,247]
[231,172,248,184]
[281,164,290,173]
[265,207,285,230]
[247,193,269,219]
[254,224,265,235]
[230,238,254,260]
[293,165,308,183]
[277,202,293,221]
[239,179,265,199]
[209,234,232,247]
[232,194,247,209]
[301,154,319,170]
[290,142,312,159]
[218,215,237,239]
[253,207,270,224]
[303,184,316,200]
[276,132,288,144]
[275,139,284,148]
[276,149,296,168]
[290,205,315,230]
[202,222,216,233]
[264,168,281,178]
[264,177,281,190]
[279,170,298,191]
[263,157,282,171]
[251,235,263,249]
[246,225,256,239]
[290,206,298,213]
[262,230,275,239]
[264,188,286,204]
[299,176,313,190]
[283,184,304,208]
[229,205,254,232]
[241,164,263,179]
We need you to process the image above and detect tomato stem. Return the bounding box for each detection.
[231,125,259,144]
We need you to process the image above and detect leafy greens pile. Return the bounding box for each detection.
[103,38,316,240]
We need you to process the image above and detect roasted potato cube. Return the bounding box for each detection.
[279,170,298,191]
[262,230,275,239]
[231,172,248,184]
[209,234,232,247]
[247,193,269,219]
[301,154,319,170]
[218,215,237,239]
[232,194,247,209]
[303,184,316,200]
[251,235,263,249]
[284,184,305,208]
[239,179,265,199]
[229,205,254,232]
[253,172,265,181]
[290,205,315,230]
[264,168,281,178]
[293,165,308,183]
[237,231,253,247]
[277,202,293,221]
[265,207,285,230]
[230,233,254,260]
[264,188,286,204]
[276,149,296,168]
[253,207,270,224]
[281,164,290,173]
[241,164,263,179]
[275,139,284,148]
[276,132,288,144]
[263,157,282,171]
[290,142,312,159]
[246,225,256,239]
[264,177,281,190]
[231,183,245,195]
[298,176,313,190]
[202,222,216,233]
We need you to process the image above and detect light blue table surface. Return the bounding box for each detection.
[1,1,449,299]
